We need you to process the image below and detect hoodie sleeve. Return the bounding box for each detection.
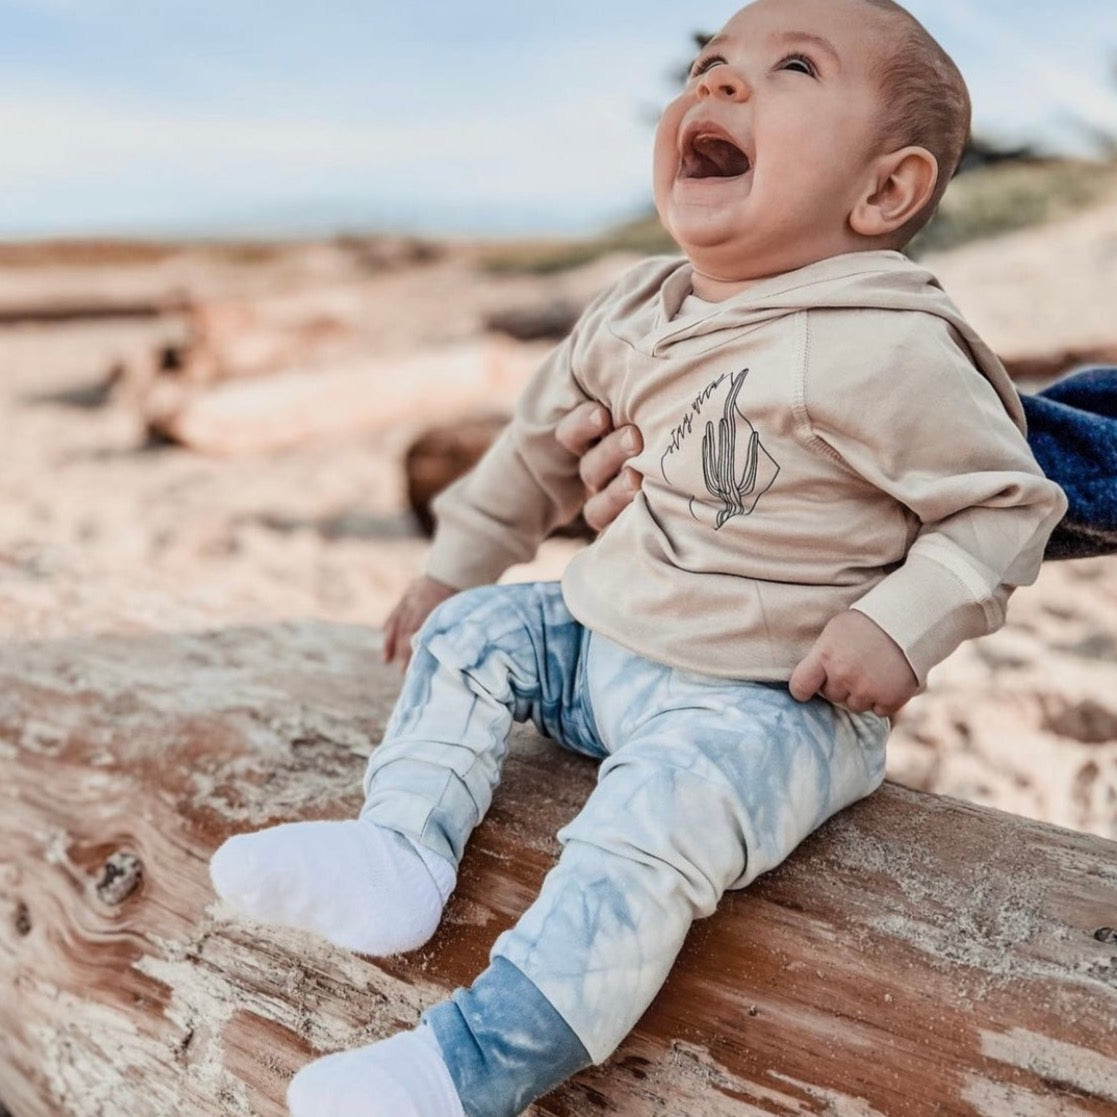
[423,321,595,591]
[802,310,1067,686]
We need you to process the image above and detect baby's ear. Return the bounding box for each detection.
[850,146,938,238]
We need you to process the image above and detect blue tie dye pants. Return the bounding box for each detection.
[361,581,888,1117]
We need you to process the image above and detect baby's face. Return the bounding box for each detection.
[654,0,894,284]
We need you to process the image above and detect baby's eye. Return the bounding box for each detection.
[777,53,816,77]
[690,53,728,78]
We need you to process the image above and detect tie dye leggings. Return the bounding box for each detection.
[361,581,888,1117]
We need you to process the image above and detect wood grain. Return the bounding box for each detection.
[0,611,1114,1116]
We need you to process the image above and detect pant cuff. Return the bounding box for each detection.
[424,956,591,1117]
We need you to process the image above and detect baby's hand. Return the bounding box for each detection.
[383,576,457,670]
[789,611,918,718]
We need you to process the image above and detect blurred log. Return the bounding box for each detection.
[484,299,582,342]
[167,298,356,386]
[405,413,511,534]
[0,296,187,325]
[110,293,361,422]
[1,562,1115,1116]
[404,415,594,540]
[144,340,540,455]
[1000,344,1117,385]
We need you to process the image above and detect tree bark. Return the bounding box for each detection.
[0,571,1114,1116]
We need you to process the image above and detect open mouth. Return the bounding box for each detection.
[679,130,751,180]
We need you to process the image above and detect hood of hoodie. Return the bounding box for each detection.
[613,250,1024,432]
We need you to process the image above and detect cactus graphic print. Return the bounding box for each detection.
[659,367,780,530]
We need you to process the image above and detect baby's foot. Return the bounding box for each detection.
[209,819,455,955]
[288,1026,464,1117]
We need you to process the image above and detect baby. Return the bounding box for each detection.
[211,1,1067,1114]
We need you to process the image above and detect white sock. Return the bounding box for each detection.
[209,819,456,955]
[287,1026,465,1117]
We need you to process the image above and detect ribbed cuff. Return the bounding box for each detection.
[851,551,990,686]
[424,524,528,592]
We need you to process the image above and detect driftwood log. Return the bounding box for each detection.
[999,345,1117,385]
[484,299,582,342]
[142,339,541,456]
[0,297,188,326]
[404,414,593,541]
[404,412,512,535]
[0,572,1115,1115]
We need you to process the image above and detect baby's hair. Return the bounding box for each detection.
[858,0,971,244]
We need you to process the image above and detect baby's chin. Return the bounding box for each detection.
[691,239,866,289]
[663,206,758,259]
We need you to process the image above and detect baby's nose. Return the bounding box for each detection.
[697,65,750,102]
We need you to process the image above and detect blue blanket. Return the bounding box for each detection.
[1023,366,1117,560]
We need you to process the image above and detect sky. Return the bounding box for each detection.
[1,0,1115,239]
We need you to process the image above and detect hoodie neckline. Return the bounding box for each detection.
[642,250,936,356]
[657,250,917,320]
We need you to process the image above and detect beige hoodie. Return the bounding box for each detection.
[426,251,1066,686]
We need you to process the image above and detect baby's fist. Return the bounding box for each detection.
[383,576,457,670]
[789,610,918,718]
